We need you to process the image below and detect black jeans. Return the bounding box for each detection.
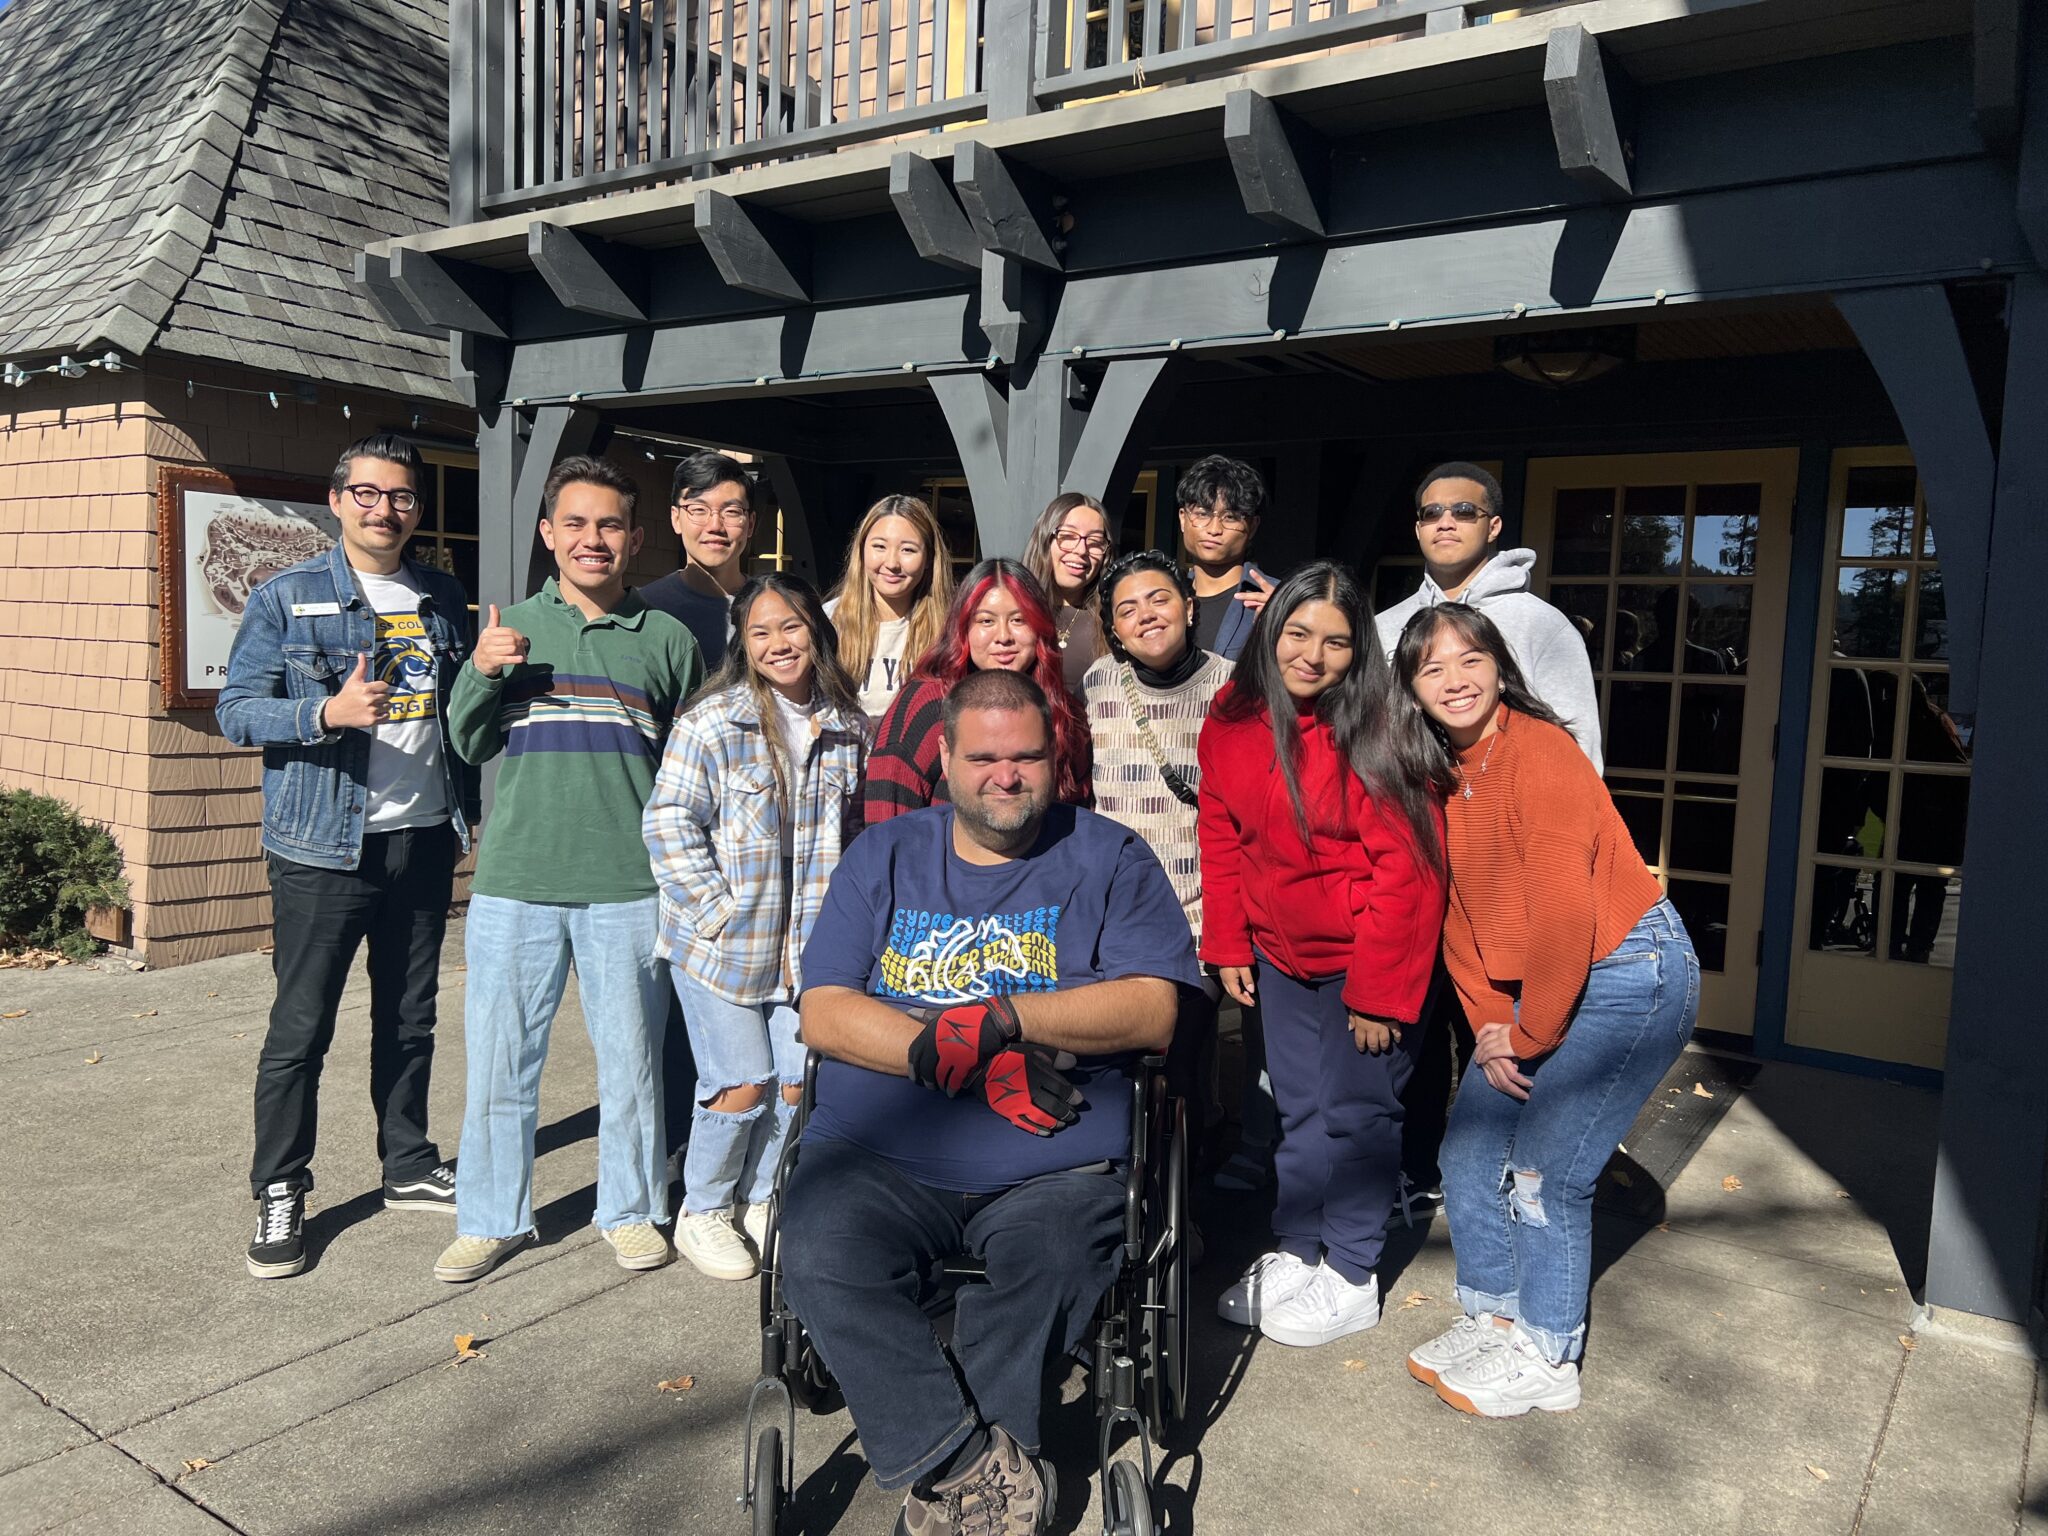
[250,823,455,1196]
[779,1137,1124,1491]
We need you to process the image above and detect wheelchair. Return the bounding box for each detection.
[739,1051,1190,1535]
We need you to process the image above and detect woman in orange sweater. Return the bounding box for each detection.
[1396,603,1698,1419]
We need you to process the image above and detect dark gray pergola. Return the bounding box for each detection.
[372,0,2048,1328]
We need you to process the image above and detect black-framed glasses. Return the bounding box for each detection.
[342,483,420,513]
[1416,501,1489,525]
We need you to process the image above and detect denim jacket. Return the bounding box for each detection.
[216,542,481,870]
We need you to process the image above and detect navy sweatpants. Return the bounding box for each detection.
[1258,959,1422,1284]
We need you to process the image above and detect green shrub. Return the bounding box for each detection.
[0,790,130,960]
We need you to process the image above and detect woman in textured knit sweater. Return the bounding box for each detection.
[862,558,1091,823]
[1082,551,1233,1153]
[1396,602,1697,1419]
[1198,560,1450,1349]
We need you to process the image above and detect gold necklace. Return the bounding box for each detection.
[1460,727,1501,800]
[1056,605,1080,651]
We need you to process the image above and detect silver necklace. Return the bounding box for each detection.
[1461,729,1501,800]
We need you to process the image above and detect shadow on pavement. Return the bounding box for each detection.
[302,1187,386,1271]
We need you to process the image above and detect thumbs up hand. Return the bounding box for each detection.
[472,603,530,679]
[322,651,393,731]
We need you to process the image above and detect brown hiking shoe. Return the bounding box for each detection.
[897,1427,1056,1536]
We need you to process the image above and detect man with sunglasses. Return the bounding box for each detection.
[639,450,757,670]
[219,434,480,1278]
[1373,462,1601,767]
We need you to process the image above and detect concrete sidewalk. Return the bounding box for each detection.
[1,938,2041,1536]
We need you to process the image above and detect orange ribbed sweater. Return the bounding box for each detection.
[1443,707,1664,1059]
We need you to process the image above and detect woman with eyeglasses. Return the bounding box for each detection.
[1023,492,1115,697]
[1394,602,1696,1418]
[823,494,956,727]
[863,558,1092,823]
[1199,561,1450,1349]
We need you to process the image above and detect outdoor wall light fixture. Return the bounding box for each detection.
[1495,326,1634,387]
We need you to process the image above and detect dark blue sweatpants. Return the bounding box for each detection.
[1259,959,1422,1285]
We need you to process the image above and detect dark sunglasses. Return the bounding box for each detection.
[1415,501,1490,525]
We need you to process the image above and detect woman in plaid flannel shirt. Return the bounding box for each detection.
[642,573,869,1281]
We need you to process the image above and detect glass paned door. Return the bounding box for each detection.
[1787,451,1968,1069]
[1523,451,1797,1037]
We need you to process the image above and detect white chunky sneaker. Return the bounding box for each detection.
[1433,1325,1582,1417]
[1216,1249,1317,1328]
[1407,1313,1509,1386]
[675,1208,758,1281]
[1258,1265,1381,1347]
[738,1200,770,1256]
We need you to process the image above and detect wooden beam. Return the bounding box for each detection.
[929,370,1011,523]
[693,190,811,303]
[953,140,1063,272]
[993,359,1078,552]
[1973,0,2023,145]
[389,246,508,338]
[352,251,440,337]
[758,455,825,584]
[979,251,1050,366]
[1223,88,1328,240]
[528,222,648,322]
[1543,23,1633,201]
[1061,356,1177,509]
[889,152,983,272]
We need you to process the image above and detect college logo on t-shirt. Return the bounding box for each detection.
[374,614,438,723]
[876,906,1061,1004]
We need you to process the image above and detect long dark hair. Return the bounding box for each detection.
[1215,560,1449,869]
[1393,603,1569,758]
[690,573,863,805]
[908,557,1091,805]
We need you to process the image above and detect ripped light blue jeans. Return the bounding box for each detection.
[671,967,805,1215]
[1440,899,1698,1363]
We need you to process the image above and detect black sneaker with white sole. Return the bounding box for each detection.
[247,1182,307,1278]
[383,1161,457,1211]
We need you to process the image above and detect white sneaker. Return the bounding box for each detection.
[1258,1265,1381,1347]
[1433,1325,1582,1416]
[738,1200,770,1255]
[674,1208,758,1281]
[1407,1312,1509,1386]
[1216,1249,1318,1328]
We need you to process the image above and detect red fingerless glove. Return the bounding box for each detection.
[905,995,1023,1096]
[982,1042,1083,1137]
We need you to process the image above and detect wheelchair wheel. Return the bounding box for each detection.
[1105,1457,1154,1536]
[752,1426,782,1536]
[1142,1098,1190,1441]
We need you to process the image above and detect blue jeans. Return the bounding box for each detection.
[456,894,668,1238]
[1440,899,1699,1363]
[670,968,804,1214]
[779,1137,1124,1491]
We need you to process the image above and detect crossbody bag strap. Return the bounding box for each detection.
[1117,662,1199,807]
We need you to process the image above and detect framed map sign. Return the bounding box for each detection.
[157,466,338,710]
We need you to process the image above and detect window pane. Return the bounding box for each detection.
[441,466,480,537]
[1903,673,1970,764]
[1669,798,1736,875]
[1676,779,1738,799]
[1612,793,1663,867]
[1897,773,1969,867]
[1920,509,1936,559]
[1841,467,1918,557]
[1606,775,1665,795]
[1890,874,1959,967]
[1811,867,1881,955]
[1694,482,1762,516]
[449,539,479,606]
[1552,488,1615,575]
[1692,484,1762,576]
[1816,769,1888,859]
[1550,584,1607,670]
[1608,682,1671,771]
[1623,484,1686,517]
[1667,879,1729,971]
[1685,584,1750,673]
[1374,563,1423,613]
[1912,567,1947,660]
[1834,567,1906,659]
[1615,585,1676,672]
[1620,513,1683,575]
[1823,667,1897,759]
[1676,686,1743,774]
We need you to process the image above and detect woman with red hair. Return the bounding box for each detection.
[863,558,1091,822]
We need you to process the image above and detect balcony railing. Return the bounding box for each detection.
[450,0,1543,219]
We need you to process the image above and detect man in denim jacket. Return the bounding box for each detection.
[217,433,480,1279]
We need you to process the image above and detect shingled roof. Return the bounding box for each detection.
[0,0,460,403]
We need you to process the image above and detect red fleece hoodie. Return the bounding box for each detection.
[1195,685,1446,1022]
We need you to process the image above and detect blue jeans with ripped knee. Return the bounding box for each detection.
[671,967,805,1214]
[1439,899,1698,1363]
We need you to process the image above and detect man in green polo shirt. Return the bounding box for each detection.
[436,455,703,1282]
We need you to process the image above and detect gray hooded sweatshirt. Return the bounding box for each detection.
[1373,547,1604,772]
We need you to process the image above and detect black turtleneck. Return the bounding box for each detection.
[1130,642,1208,691]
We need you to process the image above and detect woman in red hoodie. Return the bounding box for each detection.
[1199,560,1451,1348]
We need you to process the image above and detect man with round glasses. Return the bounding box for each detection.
[1175,454,1274,663]
[218,434,480,1278]
[639,449,757,670]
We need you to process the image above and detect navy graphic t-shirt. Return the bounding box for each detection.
[799,803,1201,1192]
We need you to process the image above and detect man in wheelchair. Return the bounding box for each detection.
[782,668,1199,1535]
